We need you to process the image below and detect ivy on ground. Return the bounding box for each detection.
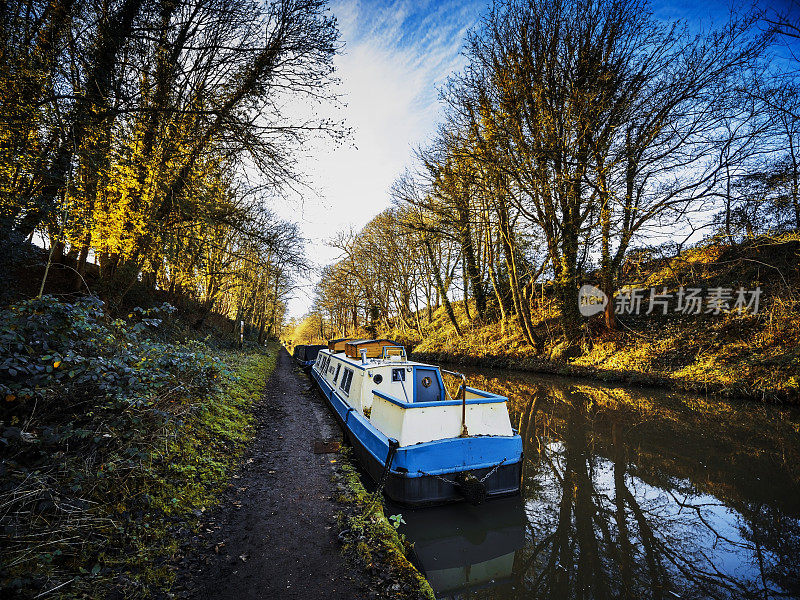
[0,295,276,598]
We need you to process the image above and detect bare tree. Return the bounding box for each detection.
[444,0,765,339]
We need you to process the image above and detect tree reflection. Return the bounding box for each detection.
[461,372,800,600]
[739,503,800,597]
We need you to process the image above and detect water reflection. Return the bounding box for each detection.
[401,496,526,596]
[401,370,800,600]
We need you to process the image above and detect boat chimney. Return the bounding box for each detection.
[360,349,368,365]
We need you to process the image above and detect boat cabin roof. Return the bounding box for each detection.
[344,338,403,359]
[321,346,432,371]
[328,337,354,352]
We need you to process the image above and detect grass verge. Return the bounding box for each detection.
[1,339,277,599]
[120,346,278,595]
[333,447,435,600]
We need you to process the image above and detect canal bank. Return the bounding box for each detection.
[174,348,430,600]
[353,236,798,406]
[403,295,800,404]
[410,348,737,401]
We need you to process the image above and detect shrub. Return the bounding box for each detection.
[0,295,224,410]
[0,295,239,597]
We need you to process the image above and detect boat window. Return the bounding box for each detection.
[373,374,383,385]
[340,368,354,394]
[392,368,405,382]
[333,363,341,384]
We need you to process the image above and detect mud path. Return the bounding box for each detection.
[175,348,372,599]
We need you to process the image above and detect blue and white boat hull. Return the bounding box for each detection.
[311,363,523,506]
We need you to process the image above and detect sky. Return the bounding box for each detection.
[274,0,800,320]
[273,0,486,319]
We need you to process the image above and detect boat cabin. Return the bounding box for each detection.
[327,337,354,352]
[312,344,514,447]
[293,344,326,365]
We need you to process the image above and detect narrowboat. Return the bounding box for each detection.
[310,339,523,506]
[292,344,327,370]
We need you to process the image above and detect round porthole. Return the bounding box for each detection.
[421,376,432,388]
[373,374,383,384]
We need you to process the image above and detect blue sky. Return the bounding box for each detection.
[279,0,485,317]
[278,0,799,319]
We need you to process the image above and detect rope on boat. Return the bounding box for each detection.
[415,458,508,506]
[367,437,400,513]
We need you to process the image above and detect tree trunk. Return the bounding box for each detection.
[423,236,461,336]
[498,206,541,350]
[555,251,581,342]
[598,183,617,330]
[461,262,472,321]
[790,142,800,229]
[485,222,509,329]
[457,212,486,319]
[73,237,91,292]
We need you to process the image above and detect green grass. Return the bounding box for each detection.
[115,346,278,593]
[334,447,435,600]
[1,343,278,599]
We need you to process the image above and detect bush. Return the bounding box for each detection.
[0,295,224,409]
[0,295,242,598]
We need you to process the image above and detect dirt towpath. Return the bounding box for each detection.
[175,348,372,600]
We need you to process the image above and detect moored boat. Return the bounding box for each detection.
[292,344,327,370]
[310,339,523,506]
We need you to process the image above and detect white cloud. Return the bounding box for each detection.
[272,0,483,318]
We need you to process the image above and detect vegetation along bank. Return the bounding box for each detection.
[292,235,800,404]
[0,295,277,598]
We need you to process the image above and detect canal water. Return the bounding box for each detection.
[393,367,800,600]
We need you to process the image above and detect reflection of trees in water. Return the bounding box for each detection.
[739,503,800,598]
[463,371,800,600]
